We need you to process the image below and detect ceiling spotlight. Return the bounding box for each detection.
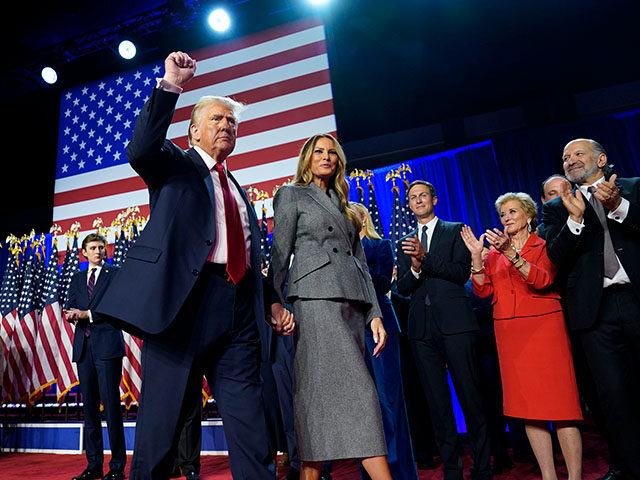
[118,40,137,60]
[307,0,331,5]
[208,8,231,32]
[41,67,58,85]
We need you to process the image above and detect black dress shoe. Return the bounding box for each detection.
[597,469,625,480]
[103,470,125,480]
[184,472,200,480]
[72,468,104,480]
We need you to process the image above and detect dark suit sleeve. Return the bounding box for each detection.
[618,178,640,234]
[90,266,119,324]
[421,223,471,286]
[395,244,420,297]
[541,198,585,268]
[127,88,187,189]
[268,186,298,305]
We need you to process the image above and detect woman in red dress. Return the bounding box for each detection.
[461,192,583,480]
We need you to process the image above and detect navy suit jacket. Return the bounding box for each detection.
[95,88,271,360]
[361,236,401,334]
[66,264,125,363]
[396,219,478,338]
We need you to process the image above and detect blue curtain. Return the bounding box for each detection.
[348,109,640,242]
[349,140,505,237]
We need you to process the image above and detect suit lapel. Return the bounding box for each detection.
[428,219,444,253]
[304,183,352,243]
[88,266,110,307]
[188,148,216,208]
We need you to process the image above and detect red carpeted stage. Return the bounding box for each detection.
[0,430,610,479]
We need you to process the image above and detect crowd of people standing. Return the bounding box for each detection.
[61,50,638,480]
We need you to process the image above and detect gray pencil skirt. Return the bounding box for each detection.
[291,298,387,462]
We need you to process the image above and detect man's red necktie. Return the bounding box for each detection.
[214,162,246,284]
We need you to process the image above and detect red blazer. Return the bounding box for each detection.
[472,234,563,320]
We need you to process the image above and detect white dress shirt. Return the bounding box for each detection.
[194,146,252,267]
[566,177,630,287]
[411,217,439,278]
[86,264,102,323]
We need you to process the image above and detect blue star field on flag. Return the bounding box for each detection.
[0,250,20,318]
[17,246,36,320]
[41,240,61,309]
[367,182,385,238]
[60,237,80,309]
[56,63,162,179]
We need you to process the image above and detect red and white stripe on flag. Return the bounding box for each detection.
[52,17,336,244]
[1,310,19,401]
[120,332,143,406]
[40,301,79,400]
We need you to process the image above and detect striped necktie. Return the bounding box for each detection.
[87,268,96,299]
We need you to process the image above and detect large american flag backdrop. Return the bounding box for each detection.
[53,16,337,241]
[10,16,337,405]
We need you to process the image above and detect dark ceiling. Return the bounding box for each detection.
[2,0,640,237]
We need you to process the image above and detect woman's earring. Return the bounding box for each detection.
[528,220,532,233]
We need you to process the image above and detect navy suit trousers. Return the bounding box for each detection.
[129,266,274,480]
[77,339,126,472]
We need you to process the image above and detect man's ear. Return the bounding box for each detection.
[190,123,200,143]
[597,153,608,169]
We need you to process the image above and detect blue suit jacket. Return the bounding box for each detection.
[361,236,401,334]
[66,264,125,363]
[95,88,271,360]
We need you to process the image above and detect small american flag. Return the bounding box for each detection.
[367,181,385,238]
[14,245,43,402]
[388,187,409,260]
[40,238,79,401]
[52,17,336,247]
[260,204,271,265]
[0,248,20,401]
[60,236,80,309]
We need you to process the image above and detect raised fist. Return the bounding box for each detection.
[163,51,196,88]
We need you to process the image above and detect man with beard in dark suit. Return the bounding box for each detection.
[542,138,640,480]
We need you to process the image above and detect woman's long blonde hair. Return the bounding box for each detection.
[351,202,382,240]
[293,133,361,231]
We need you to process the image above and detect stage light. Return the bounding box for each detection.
[208,8,231,32]
[41,66,58,84]
[118,40,137,59]
[307,0,331,6]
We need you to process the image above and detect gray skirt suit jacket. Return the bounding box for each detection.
[270,182,386,461]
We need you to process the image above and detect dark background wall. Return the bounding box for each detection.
[2,0,640,239]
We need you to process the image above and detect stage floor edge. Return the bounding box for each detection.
[0,420,229,455]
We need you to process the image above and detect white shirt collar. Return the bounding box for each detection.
[194,145,227,171]
[579,175,606,197]
[417,216,438,231]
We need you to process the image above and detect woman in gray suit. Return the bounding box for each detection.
[269,133,392,480]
